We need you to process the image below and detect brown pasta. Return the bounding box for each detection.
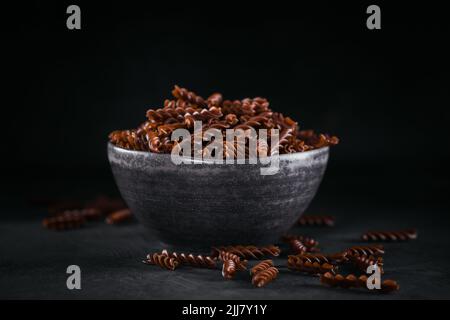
[207,93,223,107]
[282,235,319,249]
[172,85,206,106]
[109,129,149,152]
[161,250,217,269]
[361,229,417,242]
[290,252,347,265]
[320,272,366,289]
[109,85,339,157]
[42,196,129,231]
[320,272,399,293]
[163,98,192,109]
[346,245,385,257]
[213,250,248,270]
[379,280,401,293]
[146,108,183,123]
[298,215,335,227]
[212,245,280,259]
[222,260,237,279]
[349,254,384,274]
[287,239,308,254]
[105,208,132,224]
[287,255,336,275]
[42,211,85,230]
[252,267,279,287]
[250,260,274,276]
[143,253,179,270]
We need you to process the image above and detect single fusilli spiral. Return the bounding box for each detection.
[282,235,320,249]
[251,266,279,288]
[320,272,399,293]
[250,260,274,276]
[348,254,384,274]
[213,245,280,259]
[361,229,417,242]
[287,239,308,254]
[287,255,336,275]
[143,253,179,270]
[346,245,385,257]
[172,85,206,106]
[289,252,347,265]
[105,208,132,225]
[161,250,217,269]
[213,250,248,270]
[222,260,236,279]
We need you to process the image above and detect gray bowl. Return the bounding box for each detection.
[108,142,329,250]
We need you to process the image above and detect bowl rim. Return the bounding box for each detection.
[107,141,329,162]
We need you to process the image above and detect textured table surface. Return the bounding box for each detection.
[1,195,450,300]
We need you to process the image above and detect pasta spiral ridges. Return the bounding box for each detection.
[214,250,248,270]
[222,260,236,279]
[361,229,417,242]
[250,260,274,276]
[320,272,399,293]
[143,253,179,270]
[213,245,280,259]
[346,245,385,257]
[287,255,336,275]
[251,266,279,287]
[161,250,217,269]
[349,254,384,274]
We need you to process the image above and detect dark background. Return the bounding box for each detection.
[1,1,450,300]
[2,1,449,209]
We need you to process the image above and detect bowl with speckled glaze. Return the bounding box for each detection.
[108,142,329,249]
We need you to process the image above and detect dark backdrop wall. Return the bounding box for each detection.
[2,1,449,208]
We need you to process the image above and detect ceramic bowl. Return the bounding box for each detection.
[108,142,329,249]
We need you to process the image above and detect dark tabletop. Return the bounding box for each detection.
[1,181,450,300]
